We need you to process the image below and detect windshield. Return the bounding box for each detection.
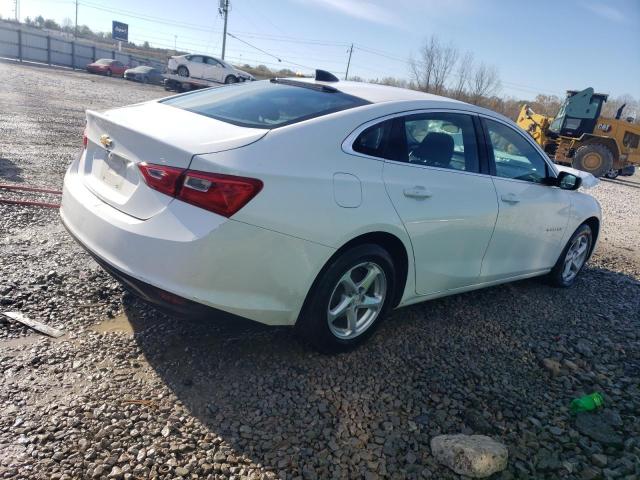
[95,59,113,65]
[161,80,368,129]
[549,98,568,133]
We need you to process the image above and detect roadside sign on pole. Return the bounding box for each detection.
[112,21,128,42]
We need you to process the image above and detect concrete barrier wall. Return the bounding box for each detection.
[0,24,166,72]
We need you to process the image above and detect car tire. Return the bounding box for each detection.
[547,223,593,287]
[142,76,149,84]
[177,66,189,77]
[106,69,112,77]
[604,168,620,179]
[225,75,238,84]
[296,244,396,353]
[571,144,614,178]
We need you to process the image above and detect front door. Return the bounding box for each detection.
[480,117,570,281]
[382,112,498,295]
[203,57,223,82]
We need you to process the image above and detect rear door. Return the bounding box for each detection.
[186,55,204,78]
[479,117,570,280]
[381,111,499,294]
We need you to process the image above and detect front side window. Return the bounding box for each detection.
[162,80,368,129]
[400,113,479,172]
[484,118,548,183]
[205,57,222,66]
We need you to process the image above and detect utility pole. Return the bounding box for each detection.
[219,0,230,60]
[74,0,78,38]
[345,43,353,80]
[14,0,20,21]
[174,35,177,52]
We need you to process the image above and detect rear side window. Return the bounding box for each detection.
[162,80,369,129]
[353,120,393,158]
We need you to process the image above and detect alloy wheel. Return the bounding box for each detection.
[562,232,591,282]
[327,262,387,340]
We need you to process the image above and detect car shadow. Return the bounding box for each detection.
[0,157,23,182]
[122,262,639,477]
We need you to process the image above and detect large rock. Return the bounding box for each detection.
[430,434,508,478]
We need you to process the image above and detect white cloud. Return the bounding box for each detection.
[583,3,627,23]
[302,0,401,26]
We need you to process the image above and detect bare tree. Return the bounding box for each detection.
[61,17,73,31]
[373,76,408,88]
[410,35,459,95]
[469,62,501,105]
[601,94,639,122]
[451,51,474,100]
[432,40,458,95]
[529,94,562,117]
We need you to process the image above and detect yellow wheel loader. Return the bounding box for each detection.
[517,88,640,178]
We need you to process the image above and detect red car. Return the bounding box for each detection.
[86,59,128,77]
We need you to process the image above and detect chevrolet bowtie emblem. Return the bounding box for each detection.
[99,134,113,149]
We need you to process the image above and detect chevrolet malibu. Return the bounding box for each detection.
[61,71,601,352]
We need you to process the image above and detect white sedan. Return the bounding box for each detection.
[167,54,254,83]
[61,71,601,352]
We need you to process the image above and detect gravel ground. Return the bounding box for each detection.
[1,61,639,480]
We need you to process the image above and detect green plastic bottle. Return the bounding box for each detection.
[570,392,604,413]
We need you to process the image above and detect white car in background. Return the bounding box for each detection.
[61,71,601,352]
[167,54,254,84]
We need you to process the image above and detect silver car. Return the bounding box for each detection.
[124,66,164,85]
[167,54,254,84]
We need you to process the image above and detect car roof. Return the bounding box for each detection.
[279,77,512,123]
[282,77,456,104]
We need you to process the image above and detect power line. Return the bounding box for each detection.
[227,32,315,70]
[227,32,281,62]
[35,0,564,96]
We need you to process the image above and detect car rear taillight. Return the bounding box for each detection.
[137,163,263,217]
[138,162,184,196]
[82,128,88,149]
[179,171,263,217]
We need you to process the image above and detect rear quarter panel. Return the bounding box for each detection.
[190,103,427,303]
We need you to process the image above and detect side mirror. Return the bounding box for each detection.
[555,171,582,190]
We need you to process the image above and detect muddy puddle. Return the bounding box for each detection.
[91,312,134,334]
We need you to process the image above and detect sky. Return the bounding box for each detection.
[2,0,639,100]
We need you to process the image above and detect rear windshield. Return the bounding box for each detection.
[96,59,113,65]
[160,80,368,129]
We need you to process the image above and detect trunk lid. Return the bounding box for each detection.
[80,101,267,219]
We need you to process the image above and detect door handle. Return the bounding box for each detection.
[403,186,433,199]
[500,193,520,204]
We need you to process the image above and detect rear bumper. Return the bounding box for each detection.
[60,155,333,326]
[63,223,219,317]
